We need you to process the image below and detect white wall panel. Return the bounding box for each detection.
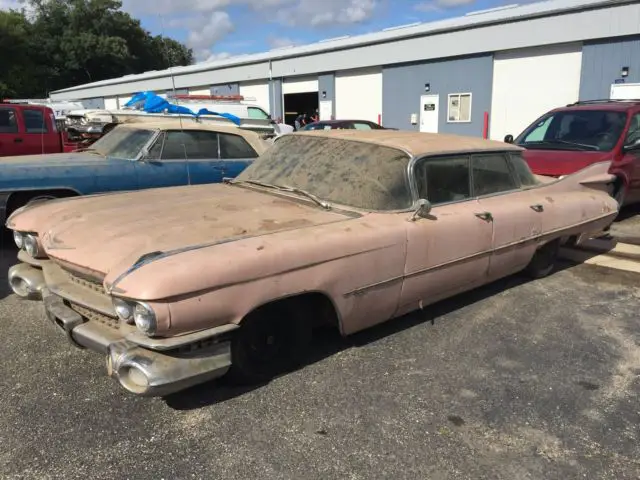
[188,86,212,95]
[239,80,271,113]
[104,97,118,110]
[282,76,318,95]
[335,68,382,123]
[489,43,582,141]
[117,95,133,108]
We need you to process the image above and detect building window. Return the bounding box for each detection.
[447,93,472,123]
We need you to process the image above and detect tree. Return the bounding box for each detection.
[0,0,193,98]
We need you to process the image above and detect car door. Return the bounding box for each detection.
[398,154,494,316]
[134,130,190,189]
[620,112,640,204]
[0,106,23,156]
[472,152,542,280]
[21,107,60,155]
[216,132,259,179]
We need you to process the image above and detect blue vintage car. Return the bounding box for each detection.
[0,122,268,226]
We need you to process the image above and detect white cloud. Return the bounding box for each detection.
[414,0,476,12]
[199,51,232,63]
[267,36,298,49]
[274,0,378,27]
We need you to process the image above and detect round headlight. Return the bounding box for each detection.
[112,297,135,324]
[133,302,157,335]
[13,231,24,249]
[24,234,39,257]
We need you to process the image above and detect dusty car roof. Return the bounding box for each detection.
[292,130,522,156]
[115,120,270,154]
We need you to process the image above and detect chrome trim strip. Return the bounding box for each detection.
[344,210,616,297]
[125,323,240,351]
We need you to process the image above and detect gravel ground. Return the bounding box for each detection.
[0,242,639,480]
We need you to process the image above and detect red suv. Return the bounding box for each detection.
[505,100,640,207]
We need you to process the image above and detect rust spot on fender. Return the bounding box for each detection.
[545,196,555,203]
[260,218,312,231]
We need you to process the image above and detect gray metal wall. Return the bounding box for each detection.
[210,83,239,95]
[81,98,105,109]
[318,73,335,118]
[382,54,493,136]
[579,35,640,100]
[269,79,283,121]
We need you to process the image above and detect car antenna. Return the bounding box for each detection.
[158,14,191,186]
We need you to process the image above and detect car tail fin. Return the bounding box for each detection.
[558,161,616,191]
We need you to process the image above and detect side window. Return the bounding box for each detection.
[23,109,48,133]
[624,113,640,146]
[416,156,471,205]
[161,130,219,160]
[353,122,373,130]
[508,152,539,187]
[146,132,165,160]
[472,153,518,196]
[247,107,270,120]
[0,108,18,133]
[219,133,259,159]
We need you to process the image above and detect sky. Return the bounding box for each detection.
[1,0,542,63]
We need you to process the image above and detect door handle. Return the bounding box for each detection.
[474,211,493,222]
[14,138,23,143]
[530,204,544,212]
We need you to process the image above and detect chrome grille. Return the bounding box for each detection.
[61,268,105,293]
[68,302,120,330]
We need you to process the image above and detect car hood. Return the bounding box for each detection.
[17,183,354,277]
[0,152,102,167]
[522,148,613,177]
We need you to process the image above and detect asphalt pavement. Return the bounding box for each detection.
[0,235,639,479]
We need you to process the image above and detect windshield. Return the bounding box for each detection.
[236,135,413,211]
[516,109,627,152]
[87,127,156,159]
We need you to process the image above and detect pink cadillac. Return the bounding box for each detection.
[6,130,618,397]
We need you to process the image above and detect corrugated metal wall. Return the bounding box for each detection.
[579,35,640,100]
[210,83,239,96]
[382,55,493,136]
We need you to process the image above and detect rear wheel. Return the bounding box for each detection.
[524,239,560,279]
[227,302,311,385]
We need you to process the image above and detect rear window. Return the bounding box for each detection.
[0,108,18,133]
[516,109,627,152]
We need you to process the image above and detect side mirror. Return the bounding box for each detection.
[409,198,433,221]
[622,138,640,152]
[504,134,514,144]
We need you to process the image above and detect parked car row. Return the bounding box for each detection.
[4,126,619,398]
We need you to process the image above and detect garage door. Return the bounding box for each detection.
[239,81,271,114]
[489,43,582,141]
[335,68,382,124]
[282,76,318,95]
[188,86,211,96]
[104,97,118,110]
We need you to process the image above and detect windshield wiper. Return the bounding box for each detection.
[278,184,331,210]
[227,179,331,209]
[523,140,600,151]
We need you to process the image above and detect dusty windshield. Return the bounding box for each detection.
[88,127,156,159]
[236,134,413,211]
[516,110,627,152]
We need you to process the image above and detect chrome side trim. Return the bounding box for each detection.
[125,323,240,351]
[344,210,617,297]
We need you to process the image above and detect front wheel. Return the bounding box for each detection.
[524,239,560,279]
[226,303,311,385]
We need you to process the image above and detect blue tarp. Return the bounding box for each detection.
[124,91,242,126]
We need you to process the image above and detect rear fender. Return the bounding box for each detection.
[558,161,616,193]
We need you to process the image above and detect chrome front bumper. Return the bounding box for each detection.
[10,262,233,397]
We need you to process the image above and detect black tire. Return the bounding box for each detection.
[226,302,312,385]
[525,239,560,279]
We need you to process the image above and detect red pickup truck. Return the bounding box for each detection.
[0,103,79,157]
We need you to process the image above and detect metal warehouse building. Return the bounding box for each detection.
[49,0,640,141]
